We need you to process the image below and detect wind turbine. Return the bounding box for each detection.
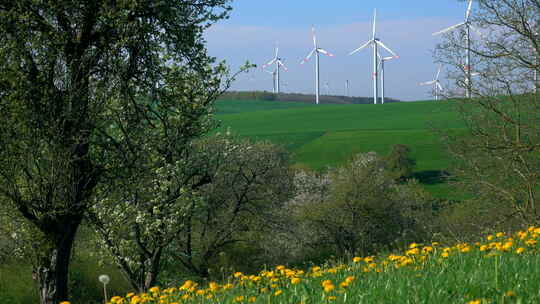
[350,9,398,105]
[420,65,444,101]
[433,0,480,98]
[263,45,288,94]
[378,54,398,104]
[301,26,335,104]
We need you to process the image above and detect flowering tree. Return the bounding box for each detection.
[0,1,233,303]
[90,134,294,290]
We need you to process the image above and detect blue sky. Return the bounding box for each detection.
[205,0,472,101]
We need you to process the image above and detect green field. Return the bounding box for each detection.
[214,99,466,198]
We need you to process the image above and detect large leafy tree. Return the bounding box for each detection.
[0,1,232,303]
[435,0,539,225]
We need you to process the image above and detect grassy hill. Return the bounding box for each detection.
[214,99,466,198]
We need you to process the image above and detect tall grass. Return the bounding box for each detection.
[106,227,540,304]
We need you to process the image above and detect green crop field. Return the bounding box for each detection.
[214,99,466,198]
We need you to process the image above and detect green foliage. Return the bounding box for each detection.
[384,144,416,181]
[286,153,435,259]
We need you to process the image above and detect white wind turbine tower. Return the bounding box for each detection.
[433,0,480,98]
[264,69,277,93]
[263,45,288,94]
[378,54,398,104]
[301,26,335,104]
[420,65,444,101]
[350,9,398,105]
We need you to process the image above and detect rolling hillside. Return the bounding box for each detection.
[214,99,465,198]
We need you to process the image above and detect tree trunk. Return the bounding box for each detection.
[34,217,81,304]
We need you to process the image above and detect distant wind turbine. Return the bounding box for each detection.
[420,65,444,101]
[350,9,398,105]
[324,81,330,95]
[377,54,398,104]
[301,26,335,104]
[433,0,481,98]
[263,45,288,94]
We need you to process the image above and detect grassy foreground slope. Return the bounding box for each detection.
[107,227,540,304]
[214,99,465,197]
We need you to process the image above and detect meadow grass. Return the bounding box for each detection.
[106,227,540,304]
[0,253,131,304]
[215,99,465,198]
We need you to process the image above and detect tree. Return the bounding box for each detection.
[90,134,293,290]
[384,144,416,181]
[434,0,540,225]
[290,153,433,257]
[0,1,232,303]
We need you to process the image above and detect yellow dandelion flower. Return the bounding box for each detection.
[276,265,286,270]
[209,282,220,292]
[126,293,135,298]
[487,235,494,241]
[59,302,71,304]
[248,296,257,303]
[409,242,419,249]
[505,290,516,297]
[496,232,505,238]
[352,257,362,263]
[422,246,434,254]
[234,295,245,302]
[324,284,335,293]
[149,287,160,294]
[234,272,243,278]
[525,239,537,246]
[516,247,525,254]
[274,290,283,296]
[196,289,206,296]
[327,295,337,301]
[467,300,481,304]
[441,252,450,258]
[345,276,355,283]
[291,277,301,285]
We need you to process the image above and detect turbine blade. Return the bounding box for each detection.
[465,0,473,22]
[419,80,436,86]
[372,9,377,39]
[375,40,398,57]
[275,46,279,59]
[301,49,316,64]
[277,60,288,71]
[312,26,317,47]
[262,59,277,68]
[318,48,335,57]
[433,22,466,36]
[350,40,372,55]
[436,82,444,91]
[436,64,442,80]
